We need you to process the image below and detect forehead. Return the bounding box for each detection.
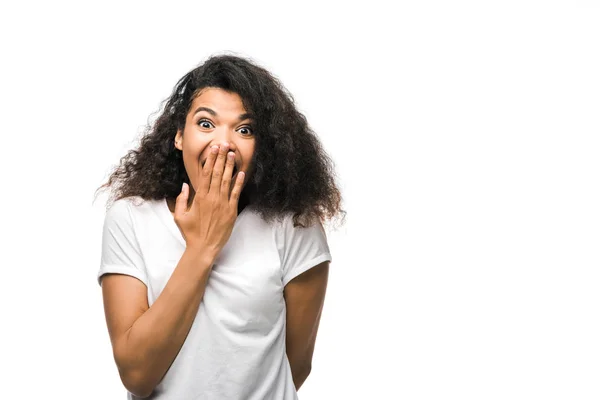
[190,87,246,113]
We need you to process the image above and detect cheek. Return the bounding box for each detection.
[181,149,202,187]
[243,142,256,165]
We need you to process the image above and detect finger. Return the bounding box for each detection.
[174,182,189,219]
[220,151,235,198]
[229,171,245,206]
[199,145,219,196]
[210,143,229,194]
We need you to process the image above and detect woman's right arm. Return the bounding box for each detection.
[101,245,217,398]
[100,143,243,398]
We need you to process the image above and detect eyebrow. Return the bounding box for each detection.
[193,106,254,121]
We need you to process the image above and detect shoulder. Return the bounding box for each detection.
[275,211,329,250]
[279,212,326,236]
[107,196,160,218]
[105,197,133,220]
[104,197,163,232]
[107,195,145,209]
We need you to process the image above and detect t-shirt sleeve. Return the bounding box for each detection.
[97,199,149,287]
[278,214,332,287]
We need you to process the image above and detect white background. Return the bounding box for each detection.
[1,1,598,399]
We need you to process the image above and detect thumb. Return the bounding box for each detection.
[175,182,189,217]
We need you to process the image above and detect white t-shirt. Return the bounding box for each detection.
[97,196,332,400]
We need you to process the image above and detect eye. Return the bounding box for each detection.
[238,126,254,136]
[197,119,214,129]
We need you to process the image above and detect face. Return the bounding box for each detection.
[174,87,256,195]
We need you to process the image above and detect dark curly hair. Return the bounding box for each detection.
[95,53,345,228]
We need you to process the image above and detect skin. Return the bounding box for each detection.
[283,260,329,390]
[111,86,330,392]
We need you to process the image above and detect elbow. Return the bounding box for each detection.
[300,363,311,379]
[291,360,312,390]
[303,363,312,381]
[119,367,155,399]
[114,342,155,398]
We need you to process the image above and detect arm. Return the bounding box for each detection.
[101,247,216,398]
[283,261,330,391]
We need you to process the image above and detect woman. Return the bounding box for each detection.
[95,54,345,399]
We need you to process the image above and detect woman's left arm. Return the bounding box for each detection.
[283,261,330,391]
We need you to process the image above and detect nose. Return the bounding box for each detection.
[211,130,237,153]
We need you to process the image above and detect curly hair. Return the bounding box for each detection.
[95,53,345,228]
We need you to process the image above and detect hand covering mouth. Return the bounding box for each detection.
[201,159,238,176]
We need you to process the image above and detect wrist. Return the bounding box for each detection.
[184,245,218,265]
